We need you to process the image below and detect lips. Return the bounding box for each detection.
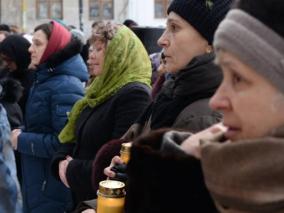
[223,124,241,140]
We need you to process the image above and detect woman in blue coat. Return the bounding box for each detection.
[10,20,88,213]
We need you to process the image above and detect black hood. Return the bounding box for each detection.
[0,35,31,76]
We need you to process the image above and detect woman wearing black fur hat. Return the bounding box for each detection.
[0,34,33,114]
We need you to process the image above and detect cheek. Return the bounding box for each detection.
[38,48,45,58]
[240,95,284,138]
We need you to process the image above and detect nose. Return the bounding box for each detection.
[157,30,169,48]
[87,51,95,64]
[28,45,33,54]
[209,83,231,112]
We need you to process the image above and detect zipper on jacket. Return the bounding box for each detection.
[41,180,47,191]
[31,143,35,155]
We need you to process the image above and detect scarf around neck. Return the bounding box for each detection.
[201,125,284,212]
[150,53,222,130]
[59,26,151,143]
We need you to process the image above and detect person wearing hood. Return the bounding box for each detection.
[10,20,89,213]
[0,34,33,114]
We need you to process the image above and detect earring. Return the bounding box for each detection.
[206,45,213,54]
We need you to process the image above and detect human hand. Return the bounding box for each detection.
[58,156,73,188]
[10,129,22,150]
[104,156,123,178]
[81,209,96,213]
[180,123,227,159]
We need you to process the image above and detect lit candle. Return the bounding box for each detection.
[97,180,126,213]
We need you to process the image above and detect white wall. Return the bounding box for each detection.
[128,0,166,27]
[0,0,166,35]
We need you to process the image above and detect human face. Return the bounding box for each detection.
[210,51,284,141]
[29,30,48,66]
[0,33,6,42]
[87,40,106,76]
[0,54,17,71]
[157,12,208,73]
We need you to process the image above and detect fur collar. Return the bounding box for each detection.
[202,128,284,213]
[125,129,217,213]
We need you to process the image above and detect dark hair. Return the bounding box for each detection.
[34,23,53,40]
[123,19,138,28]
[0,24,11,32]
[235,0,284,38]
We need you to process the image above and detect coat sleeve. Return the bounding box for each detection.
[17,84,84,159]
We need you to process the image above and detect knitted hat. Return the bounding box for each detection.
[167,0,232,44]
[214,9,284,94]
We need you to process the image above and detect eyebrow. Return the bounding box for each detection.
[167,17,180,25]
[32,38,41,43]
[221,61,235,68]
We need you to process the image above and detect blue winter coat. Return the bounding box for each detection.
[18,44,88,213]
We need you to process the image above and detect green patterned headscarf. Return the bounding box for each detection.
[59,25,151,143]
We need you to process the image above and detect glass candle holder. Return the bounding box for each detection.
[97,180,126,213]
[120,142,132,164]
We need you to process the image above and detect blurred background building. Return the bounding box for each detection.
[0,0,170,36]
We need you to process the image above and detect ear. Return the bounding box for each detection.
[206,45,213,54]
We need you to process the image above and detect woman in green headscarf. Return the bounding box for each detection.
[51,21,152,207]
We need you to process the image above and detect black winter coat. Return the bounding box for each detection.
[0,77,23,129]
[125,129,218,213]
[51,82,151,205]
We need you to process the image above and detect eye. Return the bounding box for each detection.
[232,72,242,84]
[170,23,177,32]
[96,47,103,52]
[231,71,249,88]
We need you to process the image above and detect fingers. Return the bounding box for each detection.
[82,209,96,213]
[180,123,227,159]
[112,156,123,165]
[209,123,227,134]
[104,156,123,178]
[66,155,73,161]
[104,166,116,178]
[191,123,227,141]
[58,160,70,188]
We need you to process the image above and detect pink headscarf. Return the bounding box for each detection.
[40,20,71,64]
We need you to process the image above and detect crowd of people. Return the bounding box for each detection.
[0,0,284,212]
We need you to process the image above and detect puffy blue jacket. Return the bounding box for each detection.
[18,51,88,213]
